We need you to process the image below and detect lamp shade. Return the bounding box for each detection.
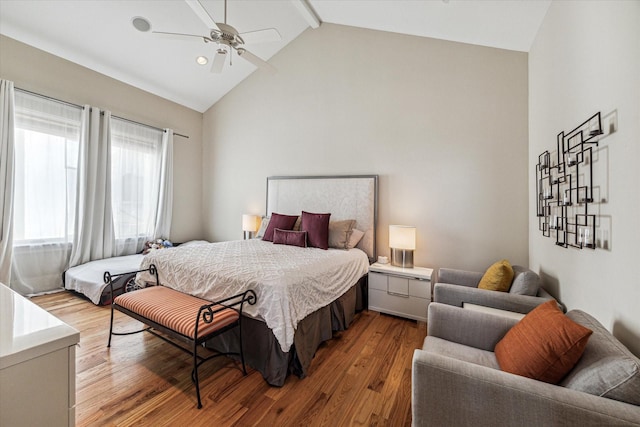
[242,214,260,232]
[389,225,416,250]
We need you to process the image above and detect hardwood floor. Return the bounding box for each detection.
[31,291,426,427]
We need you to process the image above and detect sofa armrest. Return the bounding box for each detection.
[434,282,554,314]
[437,268,482,288]
[427,303,517,351]
[537,287,566,311]
[412,350,640,427]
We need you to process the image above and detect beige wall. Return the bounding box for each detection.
[529,1,640,354]
[203,24,529,272]
[0,35,204,243]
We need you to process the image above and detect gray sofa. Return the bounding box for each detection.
[412,303,640,426]
[434,265,557,314]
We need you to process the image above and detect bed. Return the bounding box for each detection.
[64,254,145,305]
[139,175,378,386]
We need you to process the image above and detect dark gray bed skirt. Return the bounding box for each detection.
[205,274,368,386]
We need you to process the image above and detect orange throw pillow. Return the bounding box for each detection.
[494,300,592,384]
[478,259,514,292]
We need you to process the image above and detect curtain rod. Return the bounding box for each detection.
[106,113,189,139]
[15,87,189,139]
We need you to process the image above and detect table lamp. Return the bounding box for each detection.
[389,225,416,268]
[242,214,260,239]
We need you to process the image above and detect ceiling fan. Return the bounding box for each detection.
[153,0,281,73]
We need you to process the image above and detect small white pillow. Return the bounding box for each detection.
[255,216,269,239]
[347,229,365,249]
[328,219,356,249]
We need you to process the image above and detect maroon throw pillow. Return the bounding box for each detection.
[273,229,307,248]
[262,213,298,242]
[301,211,331,250]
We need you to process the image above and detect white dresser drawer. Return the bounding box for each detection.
[369,289,428,322]
[409,278,431,299]
[369,271,387,291]
[388,276,409,296]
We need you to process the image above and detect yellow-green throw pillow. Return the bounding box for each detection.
[478,259,514,292]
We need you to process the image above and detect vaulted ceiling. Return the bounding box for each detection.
[0,0,551,112]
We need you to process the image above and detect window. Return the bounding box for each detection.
[9,89,171,295]
[13,92,82,244]
[110,118,163,250]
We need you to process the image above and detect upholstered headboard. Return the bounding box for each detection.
[266,175,378,261]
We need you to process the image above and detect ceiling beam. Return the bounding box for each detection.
[292,0,321,29]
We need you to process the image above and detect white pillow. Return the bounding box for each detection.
[255,216,270,239]
[347,229,365,249]
[328,219,356,249]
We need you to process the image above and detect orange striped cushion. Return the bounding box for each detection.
[114,286,239,339]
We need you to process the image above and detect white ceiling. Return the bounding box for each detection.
[0,0,551,113]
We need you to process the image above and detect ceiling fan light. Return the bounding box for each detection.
[196,56,208,65]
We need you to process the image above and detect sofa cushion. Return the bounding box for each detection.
[272,228,307,248]
[328,219,356,249]
[509,265,540,296]
[422,336,500,370]
[300,211,331,250]
[561,310,640,406]
[255,216,269,239]
[262,213,298,242]
[478,259,514,292]
[346,228,365,249]
[494,300,593,384]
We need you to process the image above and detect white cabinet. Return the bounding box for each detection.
[368,263,433,322]
[0,284,79,427]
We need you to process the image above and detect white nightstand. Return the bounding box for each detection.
[368,263,433,322]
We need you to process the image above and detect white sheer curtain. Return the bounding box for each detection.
[5,87,174,294]
[10,90,82,294]
[0,80,15,285]
[154,129,173,239]
[69,107,115,267]
[110,118,165,255]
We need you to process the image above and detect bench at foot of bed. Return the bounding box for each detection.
[106,264,257,409]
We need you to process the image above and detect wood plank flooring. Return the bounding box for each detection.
[31,291,426,427]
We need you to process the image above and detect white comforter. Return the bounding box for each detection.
[138,239,369,352]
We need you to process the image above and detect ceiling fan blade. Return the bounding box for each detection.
[211,50,226,73]
[185,0,220,31]
[152,30,208,41]
[239,28,282,44]
[237,48,276,74]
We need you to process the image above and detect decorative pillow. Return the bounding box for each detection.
[347,228,365,249]
[255,216,269,239]
[328,220,356,249]
[561,310,640,405]
[478,259,514,292]
[301,211,331,250]
[494,300,593,384]
[509,265,540,296]
[273,229,307,248]
[262,213,298,242]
